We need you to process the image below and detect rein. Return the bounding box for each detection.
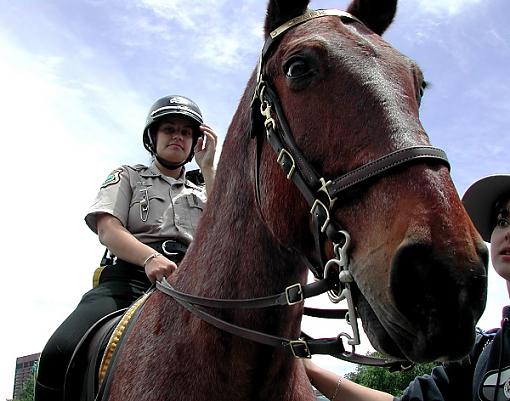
[156,9,450,370]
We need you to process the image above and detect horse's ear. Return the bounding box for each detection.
[264,0,310,37]
[347,0,397,35]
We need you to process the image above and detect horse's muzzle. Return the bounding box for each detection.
[388,239,488,361]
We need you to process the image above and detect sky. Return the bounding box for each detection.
[0,0,509,399]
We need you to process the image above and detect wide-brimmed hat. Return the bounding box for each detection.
[462,174,510,242]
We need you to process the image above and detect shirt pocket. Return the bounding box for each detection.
[177,193,205,233]
[127,189,166,234]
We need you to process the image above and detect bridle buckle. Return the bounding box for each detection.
[289,339,311,359]
[285,283,304,305]
[310,199,331,233]
[277,149,296,180]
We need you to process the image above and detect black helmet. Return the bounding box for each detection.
[143,95,203,167]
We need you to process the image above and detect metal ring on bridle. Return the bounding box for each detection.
[338,332,356,355]
[324,258,344,303]
[325,231,352,303]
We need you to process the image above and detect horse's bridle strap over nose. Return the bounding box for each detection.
[258,83,450,204]
[256,82,450,243]
[327,147,450,198]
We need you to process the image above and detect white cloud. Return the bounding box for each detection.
[416,0,483,15]
[121,0,264,70]
[138,0,226,30]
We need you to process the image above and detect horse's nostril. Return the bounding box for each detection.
[390,241,487,335]
[391,243,443,318]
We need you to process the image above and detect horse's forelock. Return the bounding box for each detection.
[347,0,397,35]
[264,0,309,37]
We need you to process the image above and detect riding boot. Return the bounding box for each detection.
[34,379,63,401]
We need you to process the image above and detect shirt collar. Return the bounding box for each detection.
[145,161,200,189]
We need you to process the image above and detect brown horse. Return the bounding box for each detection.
[99,0,488,400]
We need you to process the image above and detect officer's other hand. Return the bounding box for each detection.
[195,124,217,170]
[144,255,177,283]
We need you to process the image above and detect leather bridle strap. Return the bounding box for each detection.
[327,146,450,197]
[254,9,364,92]
[255,82,450,275]
[156,277,331,308]
[259,84,451,205]
[299,332,412,371]
[156,279,407,369]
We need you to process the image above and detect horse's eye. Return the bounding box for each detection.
[285,58,311,78]
[416,80,428,107]
[419,81,428,99]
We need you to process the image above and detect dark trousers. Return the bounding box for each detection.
[34,263,151,401]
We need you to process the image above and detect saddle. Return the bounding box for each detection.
[63,292,151,401]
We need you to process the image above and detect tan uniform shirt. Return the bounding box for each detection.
[85,163,206,245]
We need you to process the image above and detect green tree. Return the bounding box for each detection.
[15,374,35,401]
[345,352,440,396]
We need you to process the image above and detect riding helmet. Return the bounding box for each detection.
[462,174,510,242]
[143,95,204,164]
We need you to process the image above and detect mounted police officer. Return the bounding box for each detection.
[35,95,218,401]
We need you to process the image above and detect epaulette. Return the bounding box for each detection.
[185,169,205,186]
[128,164,149,172]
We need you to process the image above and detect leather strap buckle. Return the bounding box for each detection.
[310,199,330,233]
[277,149,296,180]
[285,283,304,305]
[289,340,311,359]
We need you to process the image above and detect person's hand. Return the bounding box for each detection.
[194,124,217,171]
[302,358,316,376]
[144,254,178,283]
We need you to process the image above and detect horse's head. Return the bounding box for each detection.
[247,0,488,363]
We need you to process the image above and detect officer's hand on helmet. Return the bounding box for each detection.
[144,255,177,283]
[194,124,217,170]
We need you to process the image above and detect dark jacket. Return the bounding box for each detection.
[396,307,510,401]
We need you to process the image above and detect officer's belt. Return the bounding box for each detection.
[94,240,189,288]
[146,239,189,257]
[113,240,188,268]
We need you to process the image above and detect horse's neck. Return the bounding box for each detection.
[179,136,307,299]
[171,189,308,394]
[172,142,307,354]
[180,185,306,300]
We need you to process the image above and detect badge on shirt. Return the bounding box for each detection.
[101,168,123,189]
[479,307,510,401]
[480,367,510,400]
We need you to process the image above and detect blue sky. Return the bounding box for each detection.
[1,0,509,398]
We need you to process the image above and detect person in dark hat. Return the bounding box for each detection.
[302,174,510,401]
[34,95,218,401]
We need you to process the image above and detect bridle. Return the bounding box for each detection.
[157,9,450,370]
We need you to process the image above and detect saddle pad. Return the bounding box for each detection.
[98,292,151,385]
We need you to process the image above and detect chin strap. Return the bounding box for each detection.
[155,154,187,170]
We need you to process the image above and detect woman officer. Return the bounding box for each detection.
[34,95,218,401]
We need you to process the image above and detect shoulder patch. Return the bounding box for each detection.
[101,168,123,189]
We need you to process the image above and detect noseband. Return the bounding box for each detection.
[157,9,450,370]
